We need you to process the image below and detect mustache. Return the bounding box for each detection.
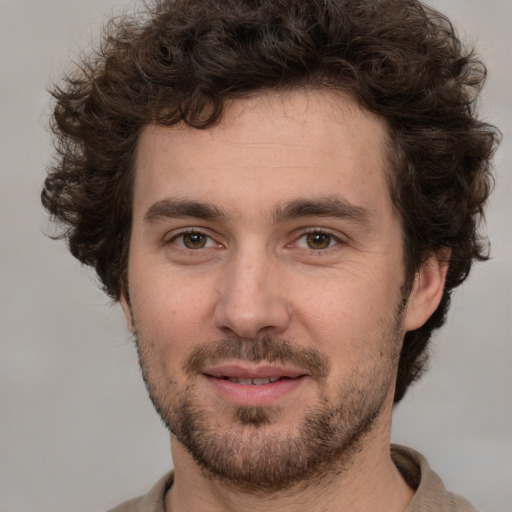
[184,336,329,379]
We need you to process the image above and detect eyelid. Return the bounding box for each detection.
[289,228,346,250]
[165,228,223,249]
[162,226,347,251]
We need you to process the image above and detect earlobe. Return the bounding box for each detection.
[404,249,450,332]
[120,291,136,334]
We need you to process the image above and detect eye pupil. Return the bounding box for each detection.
[306,233,331,249]
[183,233,207,249]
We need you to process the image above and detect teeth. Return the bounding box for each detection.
[225,376,282,385]
[252,377,271,385]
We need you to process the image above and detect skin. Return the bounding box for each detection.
[121,89,447,512]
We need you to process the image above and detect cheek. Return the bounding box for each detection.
[129,270,218,362]
[290,268,403,359]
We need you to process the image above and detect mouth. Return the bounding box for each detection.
[204,364,306,382]
[220,375,287,385]
[202,364,308,406]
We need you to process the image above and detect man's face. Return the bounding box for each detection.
[122,90,432,491]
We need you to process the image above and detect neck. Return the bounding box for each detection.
[165,411,414,512]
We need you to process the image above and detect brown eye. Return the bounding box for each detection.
[305,232,332,249]
[182,232,208,249]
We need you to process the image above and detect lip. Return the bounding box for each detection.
[204,364,305,380]
[202,363,308,406]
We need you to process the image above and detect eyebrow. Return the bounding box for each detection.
[144,199,226,223]
[273,196,372,226]
[143,195,372,227]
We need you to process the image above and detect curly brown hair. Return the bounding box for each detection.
[42,0,500,402]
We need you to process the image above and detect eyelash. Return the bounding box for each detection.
[290,229,343,251]
[166,228,343,253]
[167,230,222,251]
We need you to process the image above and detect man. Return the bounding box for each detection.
[42,0,499,510]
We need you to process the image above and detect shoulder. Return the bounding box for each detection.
[106,472,174,512]
[391,445,479,512]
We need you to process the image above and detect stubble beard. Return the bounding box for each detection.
[134,311,405,494]
[166,372,386,493]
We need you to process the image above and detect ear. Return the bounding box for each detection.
[404,249,450,332]
[120,291,136,334]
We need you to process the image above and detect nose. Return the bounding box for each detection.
[213,249,292,340]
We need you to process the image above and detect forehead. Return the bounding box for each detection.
[133,89,393,220]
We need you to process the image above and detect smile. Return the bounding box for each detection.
[222,376,284,385]
[202,365,308,406]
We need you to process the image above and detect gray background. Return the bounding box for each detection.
[1,0,510,511]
